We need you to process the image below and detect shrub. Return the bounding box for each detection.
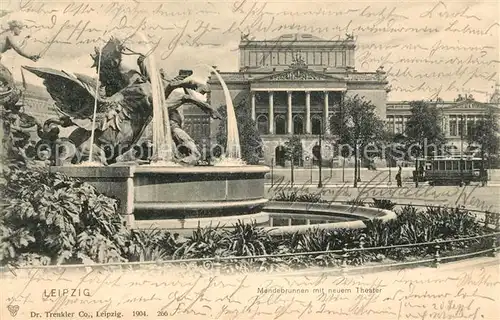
[173,223,224,259]
[370,198,397,210]
[0,165,131,266]
[221,220,273,256]
[273,190,327,203]
[344,198,365,207]
[295,228,333,252]
[124,228,178,262]
[274,190,300,202]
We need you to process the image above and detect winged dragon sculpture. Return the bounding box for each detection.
[23,37,221,165]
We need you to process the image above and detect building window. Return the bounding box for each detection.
[449,116,457,136]
[292,91,305,106]
[307,52,314,65]
[293,114,304,134]
[329,115,336,133]
[249,52,255,66]
[274,91,287,105]
[329,52,335,66]
[386,116,394,132]
[336,52,343,66]
[402,116,409,133]
[275,115,287,134]
[395,116,403,134]
[311,116,322,134]
[278,52,285,65]
[314,52,321,65]
[322,52,328,66]
[271,51,277,64]
[257,52,263,65]
[244,50,250,67]
[310,91,323,105]
[275,145,286,166]
[255,92,269,104]
[466,119,474,136]
[262,52,269,65]
[458,117,464,137]
[256,114,268,135]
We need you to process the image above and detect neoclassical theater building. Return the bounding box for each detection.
[13,33,500,167]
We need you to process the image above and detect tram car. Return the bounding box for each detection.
[413,156,487,186]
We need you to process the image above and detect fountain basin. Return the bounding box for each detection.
[134,201,397,236]
[50,165,270,224]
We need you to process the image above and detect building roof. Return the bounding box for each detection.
[239,33,355,48]
[269,33,326,41]
[250,67,345,82]
[387,98,500,113]
[207,69,388,85]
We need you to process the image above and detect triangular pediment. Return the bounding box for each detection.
[252,68,344,82]
[441,99,493,110]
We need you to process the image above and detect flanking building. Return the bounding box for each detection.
[386,93,500,157]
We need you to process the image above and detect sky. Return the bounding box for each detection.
[1,0,499,102]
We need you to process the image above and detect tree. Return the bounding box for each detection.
[380,129,404,167]
[283,135,303,166]
[404,101,447,186]
[404,101,446,158]
[215,99,263,165]
[332,95,385,187]
[467,107,500,183]
[467,107,500,156]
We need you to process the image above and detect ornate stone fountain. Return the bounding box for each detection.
[24,37,269,226]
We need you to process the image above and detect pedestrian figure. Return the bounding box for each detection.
[396,165,402,187]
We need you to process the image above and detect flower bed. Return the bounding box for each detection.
[1,166,498,271]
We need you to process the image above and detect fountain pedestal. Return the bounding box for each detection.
[50,165,270,226]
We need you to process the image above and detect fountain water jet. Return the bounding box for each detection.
[136,32,177,166]
[202,65,245,166]
[84,43,104,167]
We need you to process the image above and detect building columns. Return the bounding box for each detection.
[305,91,311,134]
[250,91,256,121]
[323,91,330,134]
[268,91,274,134]
[287,91,293,134]
[463,114,467,135]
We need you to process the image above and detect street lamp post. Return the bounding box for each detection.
[342,157,345,183]
[388,159,392,184]
[415,156,419,188]
[271,157,274,187]
[354,140,358,188]
[357,156,361,182]
[460,114,464,187]
[207,135,212,166]
[318,125,323,188]
[330,158,333,178]
[480,112,487,187]
[310,158,313,182]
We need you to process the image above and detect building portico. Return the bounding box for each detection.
[251,89,344,136]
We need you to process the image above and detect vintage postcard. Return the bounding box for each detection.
[1,0,499,319]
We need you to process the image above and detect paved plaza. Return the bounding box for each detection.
[266,168,500,212]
